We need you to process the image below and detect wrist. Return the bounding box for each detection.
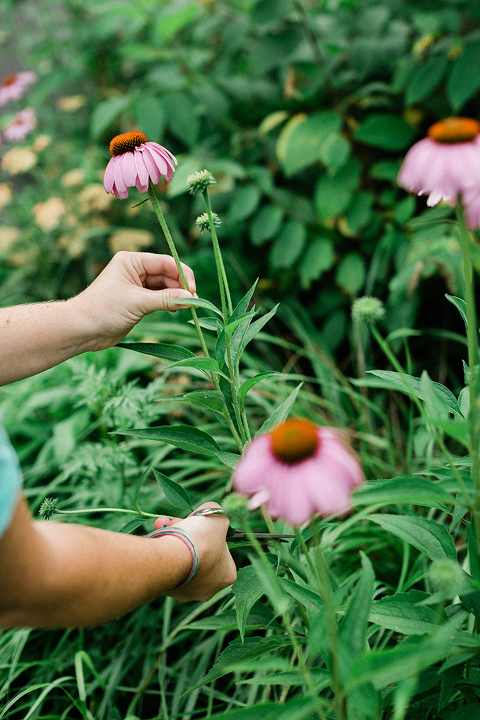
[146,527,200,589]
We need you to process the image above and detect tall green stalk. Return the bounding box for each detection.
[456,203,480,518]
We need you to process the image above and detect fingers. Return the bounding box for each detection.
[132,252,196,294]
[154,515,181,530]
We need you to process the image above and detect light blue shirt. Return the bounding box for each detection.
[0,421,22,538]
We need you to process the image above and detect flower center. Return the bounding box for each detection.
[1,74,17,87]
[270,418,319,464]
[428,117,480,144]
[109,131,148,156]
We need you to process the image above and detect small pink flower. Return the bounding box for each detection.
[233,418,364,526]
[3,108,36,143]
[0,72,37,107]
[104,131,177,199]
[398,117,480,218]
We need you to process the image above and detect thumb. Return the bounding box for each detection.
[142,288,195,313]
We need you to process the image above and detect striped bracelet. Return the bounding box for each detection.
[145,526,200,589]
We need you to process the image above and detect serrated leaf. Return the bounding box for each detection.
[369,514,457,561]
[115,425,221,456]
[233,566,265,642]
[258,383,303,434]
[117,342,195,362]
[153,470,192,510]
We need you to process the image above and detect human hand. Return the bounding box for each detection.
[157,503,237,602]
[70,251,196,351]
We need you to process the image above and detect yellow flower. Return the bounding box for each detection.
[32,197,66,231]
[1,147,37,175]
[61,169,86,188]
[0,183,12,211]
[108,229,154,253]
[0,226,20,251]
[56,95,87,112]
[78,184,113,214]
[33,135,51,152]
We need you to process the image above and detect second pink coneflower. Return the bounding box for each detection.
[232,418,364,526]
[0,72,37,107]
[103,131,177,200]
[3,108,36,143]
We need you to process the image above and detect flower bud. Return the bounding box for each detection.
[195,212,221,232]
[39,497,58,520]
[187,169,216,195]
[352,296,385,324]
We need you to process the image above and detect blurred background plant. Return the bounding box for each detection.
[3,0,480,718]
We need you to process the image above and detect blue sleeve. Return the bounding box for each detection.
[0,420,22,538]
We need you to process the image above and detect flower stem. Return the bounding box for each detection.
[148,183,212,356]
[202,189,233,317]
[457,203,480,520]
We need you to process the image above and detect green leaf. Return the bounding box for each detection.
[405,54,448,105]
[362,370,463,417]
[314,158,361,220]
[166,390,226,413]
[231,304,279,365]
[155,4,197,41]
[353,476,455,508]
[447,42,480,112]
[238,372,285,403]
[116,342,195,362]
[251,0,292,23]
[228,185,262,223]
[445,294,467,331]
[165,356,220,374]
[184,636,291,694]
[354,114,417,151]
[277,110,343,177]
[165,296,223,316]
[335,253,366,296]
[233,566,265,642]
[369,514,457,561]
[250,205,283,246]
[270,220,306,269]
[369,590,447,636]
[339,554,375,677]
[258,383,303,434]
[370,160,401,182]
[279,577,323,611]
[299,237,335,290]
[116,425,221,456]
[153,470,193,511]
[134,95,166,142]
[344,192,374,233]
[90,95,131,139]
[165,92,199,147]
[203,697,324,720]
[215,451,240,469]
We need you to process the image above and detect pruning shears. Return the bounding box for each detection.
[191,506,295,543]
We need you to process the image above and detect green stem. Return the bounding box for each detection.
[295,528,345,720]
[147,183,211,360]
[203,190,233,316]
[457,203,480,521]
[148,183,244,453]
[54,507,157,517]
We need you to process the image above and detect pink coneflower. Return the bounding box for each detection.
[0,72,37,107]
[3,108,36,143]
[104,131,177,199]
[398,117,480,210]
[232,418,364,526]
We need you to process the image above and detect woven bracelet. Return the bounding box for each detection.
[145,526,200,589]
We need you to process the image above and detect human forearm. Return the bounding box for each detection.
[0,299,96,385]
[0,498,191,627]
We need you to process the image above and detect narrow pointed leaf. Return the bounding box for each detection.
[369,514,457,561]
[117,342,195,362]
[165,356,220,373]
[166,296,223,316]
[258,383,303,434]
[114,425,221,456]
[154,470,193,510]
[238,372,285,402]
[166,390,226,413]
